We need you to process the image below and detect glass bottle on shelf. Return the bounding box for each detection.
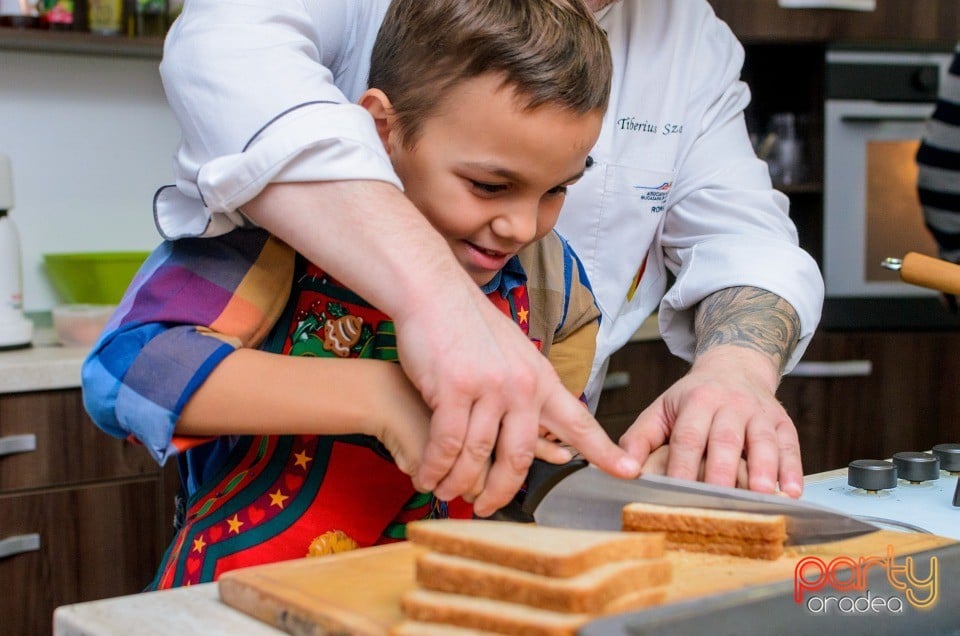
[87,0,122,34]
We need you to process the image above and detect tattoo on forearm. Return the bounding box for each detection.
[694,286,801,374]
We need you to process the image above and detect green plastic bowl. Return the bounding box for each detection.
[43,251,150,305]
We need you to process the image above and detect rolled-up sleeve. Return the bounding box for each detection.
[81,230,295,463]
[156,0,401,239]
[657,14,824,373]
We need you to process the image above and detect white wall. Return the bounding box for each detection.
[0,49,179,311]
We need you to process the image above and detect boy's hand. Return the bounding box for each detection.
[365,364,433,479]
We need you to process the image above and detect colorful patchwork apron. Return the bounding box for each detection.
[149,262,533,589]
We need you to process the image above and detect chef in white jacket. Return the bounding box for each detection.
[153,0,824,516]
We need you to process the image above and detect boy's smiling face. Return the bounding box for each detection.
[361,73,603,286]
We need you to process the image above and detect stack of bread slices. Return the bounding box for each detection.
[621,502,788,560]
[393,520,671,636]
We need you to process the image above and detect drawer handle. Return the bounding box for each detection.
[602,371,631,391]
[786,360,873,378]
[0,533,40,560]
[0,434,36,458]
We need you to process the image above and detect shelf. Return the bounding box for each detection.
[0,26,162,59]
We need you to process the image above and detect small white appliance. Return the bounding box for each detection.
[0,154,33,349]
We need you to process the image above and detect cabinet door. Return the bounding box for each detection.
[0,479,168,636]
[0,390,157,493]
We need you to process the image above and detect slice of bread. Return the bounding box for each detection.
[663,532,785,560]
[621,502,787,561]
[400,589,590,636]
[406,519,665,578]
[416,550,671,613]
[622,502,787,540]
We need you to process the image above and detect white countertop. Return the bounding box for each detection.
[0,326,88,394]
[54,583,282,636]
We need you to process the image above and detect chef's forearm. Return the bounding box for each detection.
[692,286,801,378]
[243,180,475,322]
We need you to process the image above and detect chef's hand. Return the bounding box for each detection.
[640,444,749,488]
[619,345,803,498]
[395,289,641,517]
[369,363,575,484]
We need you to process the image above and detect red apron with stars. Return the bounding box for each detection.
[148,262,535,589]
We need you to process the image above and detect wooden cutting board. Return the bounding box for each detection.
[218,530,954,635]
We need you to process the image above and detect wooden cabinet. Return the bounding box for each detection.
[595,331,960,478]
[0,389,178,636]
[710,0,959,44]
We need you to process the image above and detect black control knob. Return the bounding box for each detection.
[932,443,960,473]
[911,66,939,95]
[848,459,898,491]
[892,452,940,483]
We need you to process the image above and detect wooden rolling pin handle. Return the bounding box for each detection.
[899,252,960,295]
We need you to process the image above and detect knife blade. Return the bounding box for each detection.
[525,460,878,545]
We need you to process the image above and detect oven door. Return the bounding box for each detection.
[823,99,939,298]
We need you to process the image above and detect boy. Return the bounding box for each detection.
[83,0,611,588]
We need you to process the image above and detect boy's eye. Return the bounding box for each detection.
[470,180,508,194]
[547,185,569,196]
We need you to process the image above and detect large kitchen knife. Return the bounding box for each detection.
[522,460,879,545]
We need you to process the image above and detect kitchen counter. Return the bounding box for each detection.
[0,327,88,394]
[51,468,887,636]
[54,583,282,636]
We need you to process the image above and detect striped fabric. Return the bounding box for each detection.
[918,45,960,262]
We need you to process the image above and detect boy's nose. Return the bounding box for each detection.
[491,204,539,246]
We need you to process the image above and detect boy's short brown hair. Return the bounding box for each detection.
[369,0,612,148]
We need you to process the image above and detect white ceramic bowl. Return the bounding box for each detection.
[51,304,115,347]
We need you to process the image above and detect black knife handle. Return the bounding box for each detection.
[519,458,589,516]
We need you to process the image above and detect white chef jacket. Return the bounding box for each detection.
[156,0,824,404]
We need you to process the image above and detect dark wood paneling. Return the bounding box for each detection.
[710,0,959,44]
[0,388,180,636]
[0,389,157,493]
[0,479,167,636]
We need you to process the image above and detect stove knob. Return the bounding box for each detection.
[932,443,960,473]
[848,459,898,491]
[892,451,940,483]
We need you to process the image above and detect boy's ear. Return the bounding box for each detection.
[359,89,396,153]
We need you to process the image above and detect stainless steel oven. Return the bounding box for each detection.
[823,47,954,302]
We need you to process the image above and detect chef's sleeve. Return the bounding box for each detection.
[155,0,401,239]
[656,12,824,374]
[81,230,294,464]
